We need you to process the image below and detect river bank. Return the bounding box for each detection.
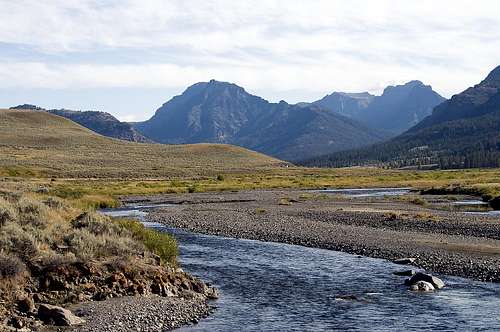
[123,189,500,283]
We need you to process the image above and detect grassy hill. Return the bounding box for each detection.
[0,109,285,178]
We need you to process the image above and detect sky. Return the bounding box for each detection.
[1,0,499,121]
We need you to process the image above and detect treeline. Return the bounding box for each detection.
[300,110,500,170]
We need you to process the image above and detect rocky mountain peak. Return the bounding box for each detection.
[483,65,500,85]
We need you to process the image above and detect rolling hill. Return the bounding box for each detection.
[0,109,285,178]
[134,80,388,161]
[301,66,500,169]
[10,104,151,143]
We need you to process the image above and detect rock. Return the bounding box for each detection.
[38,303,85,326]
[8,316,24,329]
[409,281,435,292]
[393,258,416,265]
[404,272,445,289]
[393,270,416,276]
[206,287,219,300]
[17,296,35,313]
[490,197,500,210]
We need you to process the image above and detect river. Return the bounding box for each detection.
[101,198,500,332]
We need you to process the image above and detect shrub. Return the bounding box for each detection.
[0,198,17,226]
[72,212,122,236]
[17,197,49,227]
[117,219,178,265]
[410,197,428,206]
[216,174,225,181]
[0,223,39,262]
[0,190,21,203]
[65,229,142,261]
[187,185,197,193]
[42,197,66,210]
[0,252,26,278]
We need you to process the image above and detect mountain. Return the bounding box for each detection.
[0,108,284,178]
[46,109,152,143]
[311,81,446,135]
[301,66,500,169]
[313,92,375,119]
[134,80,388,161]
[9,105,151,143]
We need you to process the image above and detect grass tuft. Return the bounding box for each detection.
[117,219,178,266]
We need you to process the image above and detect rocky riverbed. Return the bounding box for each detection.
[54,295,213,332]
[123,189,500,283]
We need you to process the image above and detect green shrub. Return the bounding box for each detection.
[117,219,178,265]
[216,174,225,181]
[187,185,197,193]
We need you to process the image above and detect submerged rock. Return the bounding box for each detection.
[393,258,416,265]
[393,270,416,276]
[409,281,435,292]
[38,303,85,326]
[405,272,445,289]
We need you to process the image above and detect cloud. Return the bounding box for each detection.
[0,0,500,103]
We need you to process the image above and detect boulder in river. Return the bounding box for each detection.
[393,270,416,276]
[393,258,416,265]
[409,281,435,292]
[38,303,85,326]
[405,272,445,289]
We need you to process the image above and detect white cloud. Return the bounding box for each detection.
[0,0,499,102]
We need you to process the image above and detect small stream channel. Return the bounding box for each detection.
[100,188,500,331]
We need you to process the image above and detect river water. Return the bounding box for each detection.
[100,188,500,331]
[157,225,500,332]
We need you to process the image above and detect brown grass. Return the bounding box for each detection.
[0,109,284,178]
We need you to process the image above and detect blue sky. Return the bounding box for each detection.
[1,0,500,121]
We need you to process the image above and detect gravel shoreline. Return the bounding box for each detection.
[127,189,500,283]
[40,295,214,332]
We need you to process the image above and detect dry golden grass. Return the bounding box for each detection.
[1,109,500,205]
[0,109,284,178]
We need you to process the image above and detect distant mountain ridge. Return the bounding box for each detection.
[301,66,500,169]
[134,80,389,161]
[310,81,445,135]
[9,105,151,143]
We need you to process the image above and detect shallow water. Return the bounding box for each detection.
[102,203,500,331]
[160,226,500,332]
[317,187,412,198]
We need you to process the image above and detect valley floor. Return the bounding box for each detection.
[124,189,500,283]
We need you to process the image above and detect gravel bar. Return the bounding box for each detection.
[129,189,500,283]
